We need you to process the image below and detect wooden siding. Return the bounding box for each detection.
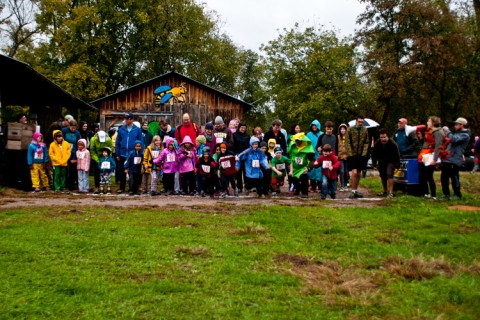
[99,75,246,129]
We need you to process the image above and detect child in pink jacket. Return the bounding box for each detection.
[177,136,197,195]
[76,139,91,193]
[154,137,178,195]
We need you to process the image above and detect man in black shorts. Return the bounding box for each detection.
[372,128,400,198]
[345,114,370,198]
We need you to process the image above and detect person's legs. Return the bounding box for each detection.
[38,165,49,189]
[119,156,126,191]
[236,163,244,192]
[328,178,337,199]
[151,171,158,193]
[271,176,278,192]
[321,175,328,198]
[291,176,300,194]
[440,164,451,197]
[59,166,67,191]
[255,178,264,196]
[92,160,100,189]
[174,172,180,192]
[300,173,309,195]
[418,162,428,196]
[30,164,40,189]
[451,164,461,198]
[426,165,436,198]
[188,171,196,194]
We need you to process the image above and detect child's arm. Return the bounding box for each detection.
[289,163,293,176]
[44,146,50,164]
[85,151,91,172]
[27,146,33,167]
[312,155,322,168]
[332,156,340,171]
[110,157,116,172]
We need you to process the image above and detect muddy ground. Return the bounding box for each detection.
[0,186,383,210]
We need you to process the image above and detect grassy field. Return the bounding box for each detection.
[0,175,479,319]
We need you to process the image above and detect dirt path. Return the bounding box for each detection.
[0,187,383,210]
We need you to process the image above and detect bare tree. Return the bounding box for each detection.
[0,0,39,57]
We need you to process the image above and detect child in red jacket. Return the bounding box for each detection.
[312,144,340,200]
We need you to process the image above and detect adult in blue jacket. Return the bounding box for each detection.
[236,137,270,197]
[306,119,323,192]
[440,117,471,200]
[115,113,145,193]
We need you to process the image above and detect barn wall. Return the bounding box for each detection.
[99,75,247,129]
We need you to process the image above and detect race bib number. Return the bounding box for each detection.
[202,165,211,173]
[101,162,111,169]
[323,161,332,169]
[276,163,285,170]
[167,154,175,162]
[77,153,85,160]
[252,160,260,168]
[216,137,223,144]
[34,152,43,160]
[295,157,303,165]
[221,161,231,169]
[152,151,159,158]
[134,157,142,164]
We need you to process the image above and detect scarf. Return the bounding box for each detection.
[204,132,214,142]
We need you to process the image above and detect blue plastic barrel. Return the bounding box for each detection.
[393,158,419,185]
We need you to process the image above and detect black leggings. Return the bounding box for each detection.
[292,174,309,195]
[163,173,175,191]
[419,162,436,197]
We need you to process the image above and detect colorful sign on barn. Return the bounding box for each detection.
[154,82,187,106]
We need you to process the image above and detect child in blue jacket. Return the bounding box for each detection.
[125,140,144,195]
[236,137,270,198]
[27,132,50,192]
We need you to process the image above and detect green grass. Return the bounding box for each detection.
[1,176,480,319]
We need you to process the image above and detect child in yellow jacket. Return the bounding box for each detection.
[142,135,163,195]
[48,130,71,192]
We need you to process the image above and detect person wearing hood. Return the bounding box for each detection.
[177,136,197,195]
[233,121,250,193]
[154,137,179,195]
[124,140,144,195]
[288,132,315,198]
[90,130,112,194]
[141,121,154,146]
[62,119,81,192]
[27,132,50,192]
[418,116,445,200]
[213,116,234,150]
[143,135,163,196]
[196,146,217,197]
[115,113,145,193]
[158,119,176,144]
[260,141,273,194]
[76,139,91,193]
[78,121,90,148]
[440,118,471,200]
[345,115,370,199]
[48,130,71,192]
[236,137,270,198]
[306,119,323,192]
[217,143,238,198]
[337,123,349,191]
[195,135,206,157]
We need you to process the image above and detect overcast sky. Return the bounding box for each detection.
[202,0,366,53]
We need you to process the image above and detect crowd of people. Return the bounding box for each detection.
[22,112,478,200]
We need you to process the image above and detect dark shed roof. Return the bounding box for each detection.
[91,71,253,111]
[0,54,97,111]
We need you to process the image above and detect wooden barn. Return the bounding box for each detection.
[90,71,253,129]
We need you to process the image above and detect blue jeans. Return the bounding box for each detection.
[77,170,90,192]
[321,176,337,198]
[339,160,349,188]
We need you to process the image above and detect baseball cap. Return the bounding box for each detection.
[398,118,408,124]
[64,115,74,122]
[455,117,467,125]
[124,113,134,119]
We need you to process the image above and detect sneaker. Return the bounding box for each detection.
[260,194,266,199]
[349,192,355,199]
[439,194,449,200]
[99,191,104,195]
[107,190,111,195]
[288,190,294,195]
[94,188,100,194]
[234,189,239,197]
[331,194,336,200]
[377,192,388,196]
[129,191,134,196]
[141,191,148,195]
[354,192,364,198]
[301,194,308,199]
[321,196,326,200]
[33,188,41,192]
[388,193,395,198]
[271,192,277,196]
[44,187,51,191]
[431,197,437,201]
[220,192,227,199]
[423,194,431,199]
[200,191,205,197]
[245,190,250,196]
[238,189,243,193]
[151,191,157,196]
[116,190,124,194]
[449,195,461,200]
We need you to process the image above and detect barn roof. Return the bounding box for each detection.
[90,71,254,111]
[0,54,97,111]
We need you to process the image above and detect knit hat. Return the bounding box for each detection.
[205,123,214,130]
[274,147,283,155]
[260,141,267,148]
[203,146,211,154]
[215,116,224,125]
[33,132,42,141]
[220,143,227,149]
[196,135,206,144]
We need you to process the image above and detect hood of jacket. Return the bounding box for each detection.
[78,139,87,149]
[338,123,347,136]
[181,135,193,146]
[53,129,62,139]
[267,138,276,152]
[289,132,314,153]
[310,120,321,132]
[164,137,176,149]
[250,137,260,148]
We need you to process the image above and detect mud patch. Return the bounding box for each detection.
[174,245,210,256]
[454,223,480,234]
[44,209,89,217]
[449,205,480,212]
